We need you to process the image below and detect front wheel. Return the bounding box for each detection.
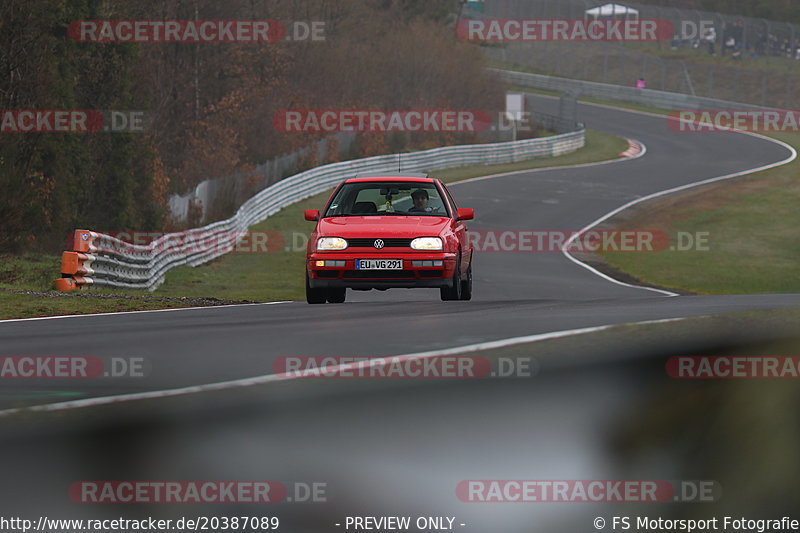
[306,272,327,304]
[440,255,462,301]
[326,287,346,303]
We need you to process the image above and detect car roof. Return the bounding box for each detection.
[347,172,433,183]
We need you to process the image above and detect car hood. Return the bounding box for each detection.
[317,216,450,237]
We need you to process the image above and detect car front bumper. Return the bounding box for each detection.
[307,252,456,289]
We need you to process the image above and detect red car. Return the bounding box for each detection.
[304,173,474,303]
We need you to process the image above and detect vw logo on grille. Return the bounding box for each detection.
[373,239,385,249]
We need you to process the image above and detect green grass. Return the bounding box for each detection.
[498,81,800,294]
[0,255,203,318]
[156,193,324,303]
[0,289,214,319]
[0,251,259,317]
[547,100,800,294]
[0,128,628,318]
[595,131,800,294]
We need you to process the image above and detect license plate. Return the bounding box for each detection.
[356,259,402,270]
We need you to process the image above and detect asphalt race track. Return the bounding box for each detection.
[0,96,797,409]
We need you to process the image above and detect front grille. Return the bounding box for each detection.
[343,270,415,279]
[316,271,339,278]
[347,238,412,248]
[418,270,444,278]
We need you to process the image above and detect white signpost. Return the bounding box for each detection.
[505,92,525,141]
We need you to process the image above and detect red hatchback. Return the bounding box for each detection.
[304,173,474,303]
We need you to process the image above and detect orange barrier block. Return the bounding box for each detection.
[54,278,79,291]
[61,252,87,275]
[70,230,93,252]
[56,231,98,291]
[53,275,93,292]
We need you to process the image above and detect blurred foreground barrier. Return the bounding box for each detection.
[54,130,585,291]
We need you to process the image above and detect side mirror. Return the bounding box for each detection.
[456,208,474,221]
[304,209,319,222]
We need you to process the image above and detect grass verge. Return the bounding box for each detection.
[486,79,800,294]
[556,101,798,295]
[595,131,800,294]
[497,76,800,294]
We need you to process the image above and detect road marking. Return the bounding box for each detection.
[505,91,798,296]
[559,126,795,297]
[0,301,291,324]
[0,317,684,417]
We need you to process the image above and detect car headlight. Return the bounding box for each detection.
[410,237,443,250]
[317,237,348,251]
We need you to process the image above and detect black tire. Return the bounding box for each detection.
[306,272,327,304]
[440,254,462,301]
[460,261,472,301]
[326,287,346,303]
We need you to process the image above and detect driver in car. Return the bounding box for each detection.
[409,189,433,212]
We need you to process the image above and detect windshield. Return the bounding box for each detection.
[324,181,448,217]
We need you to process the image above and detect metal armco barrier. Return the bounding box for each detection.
[492,68,776,112]
[54,130,585,291]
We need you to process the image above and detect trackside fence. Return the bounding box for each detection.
[493,68,775,111]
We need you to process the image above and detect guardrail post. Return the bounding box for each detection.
[678,60,696,96]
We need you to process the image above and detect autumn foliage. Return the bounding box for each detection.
[0,0,502,252]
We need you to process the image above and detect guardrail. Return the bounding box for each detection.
[493,68,776,112]
[54,128,585,291]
